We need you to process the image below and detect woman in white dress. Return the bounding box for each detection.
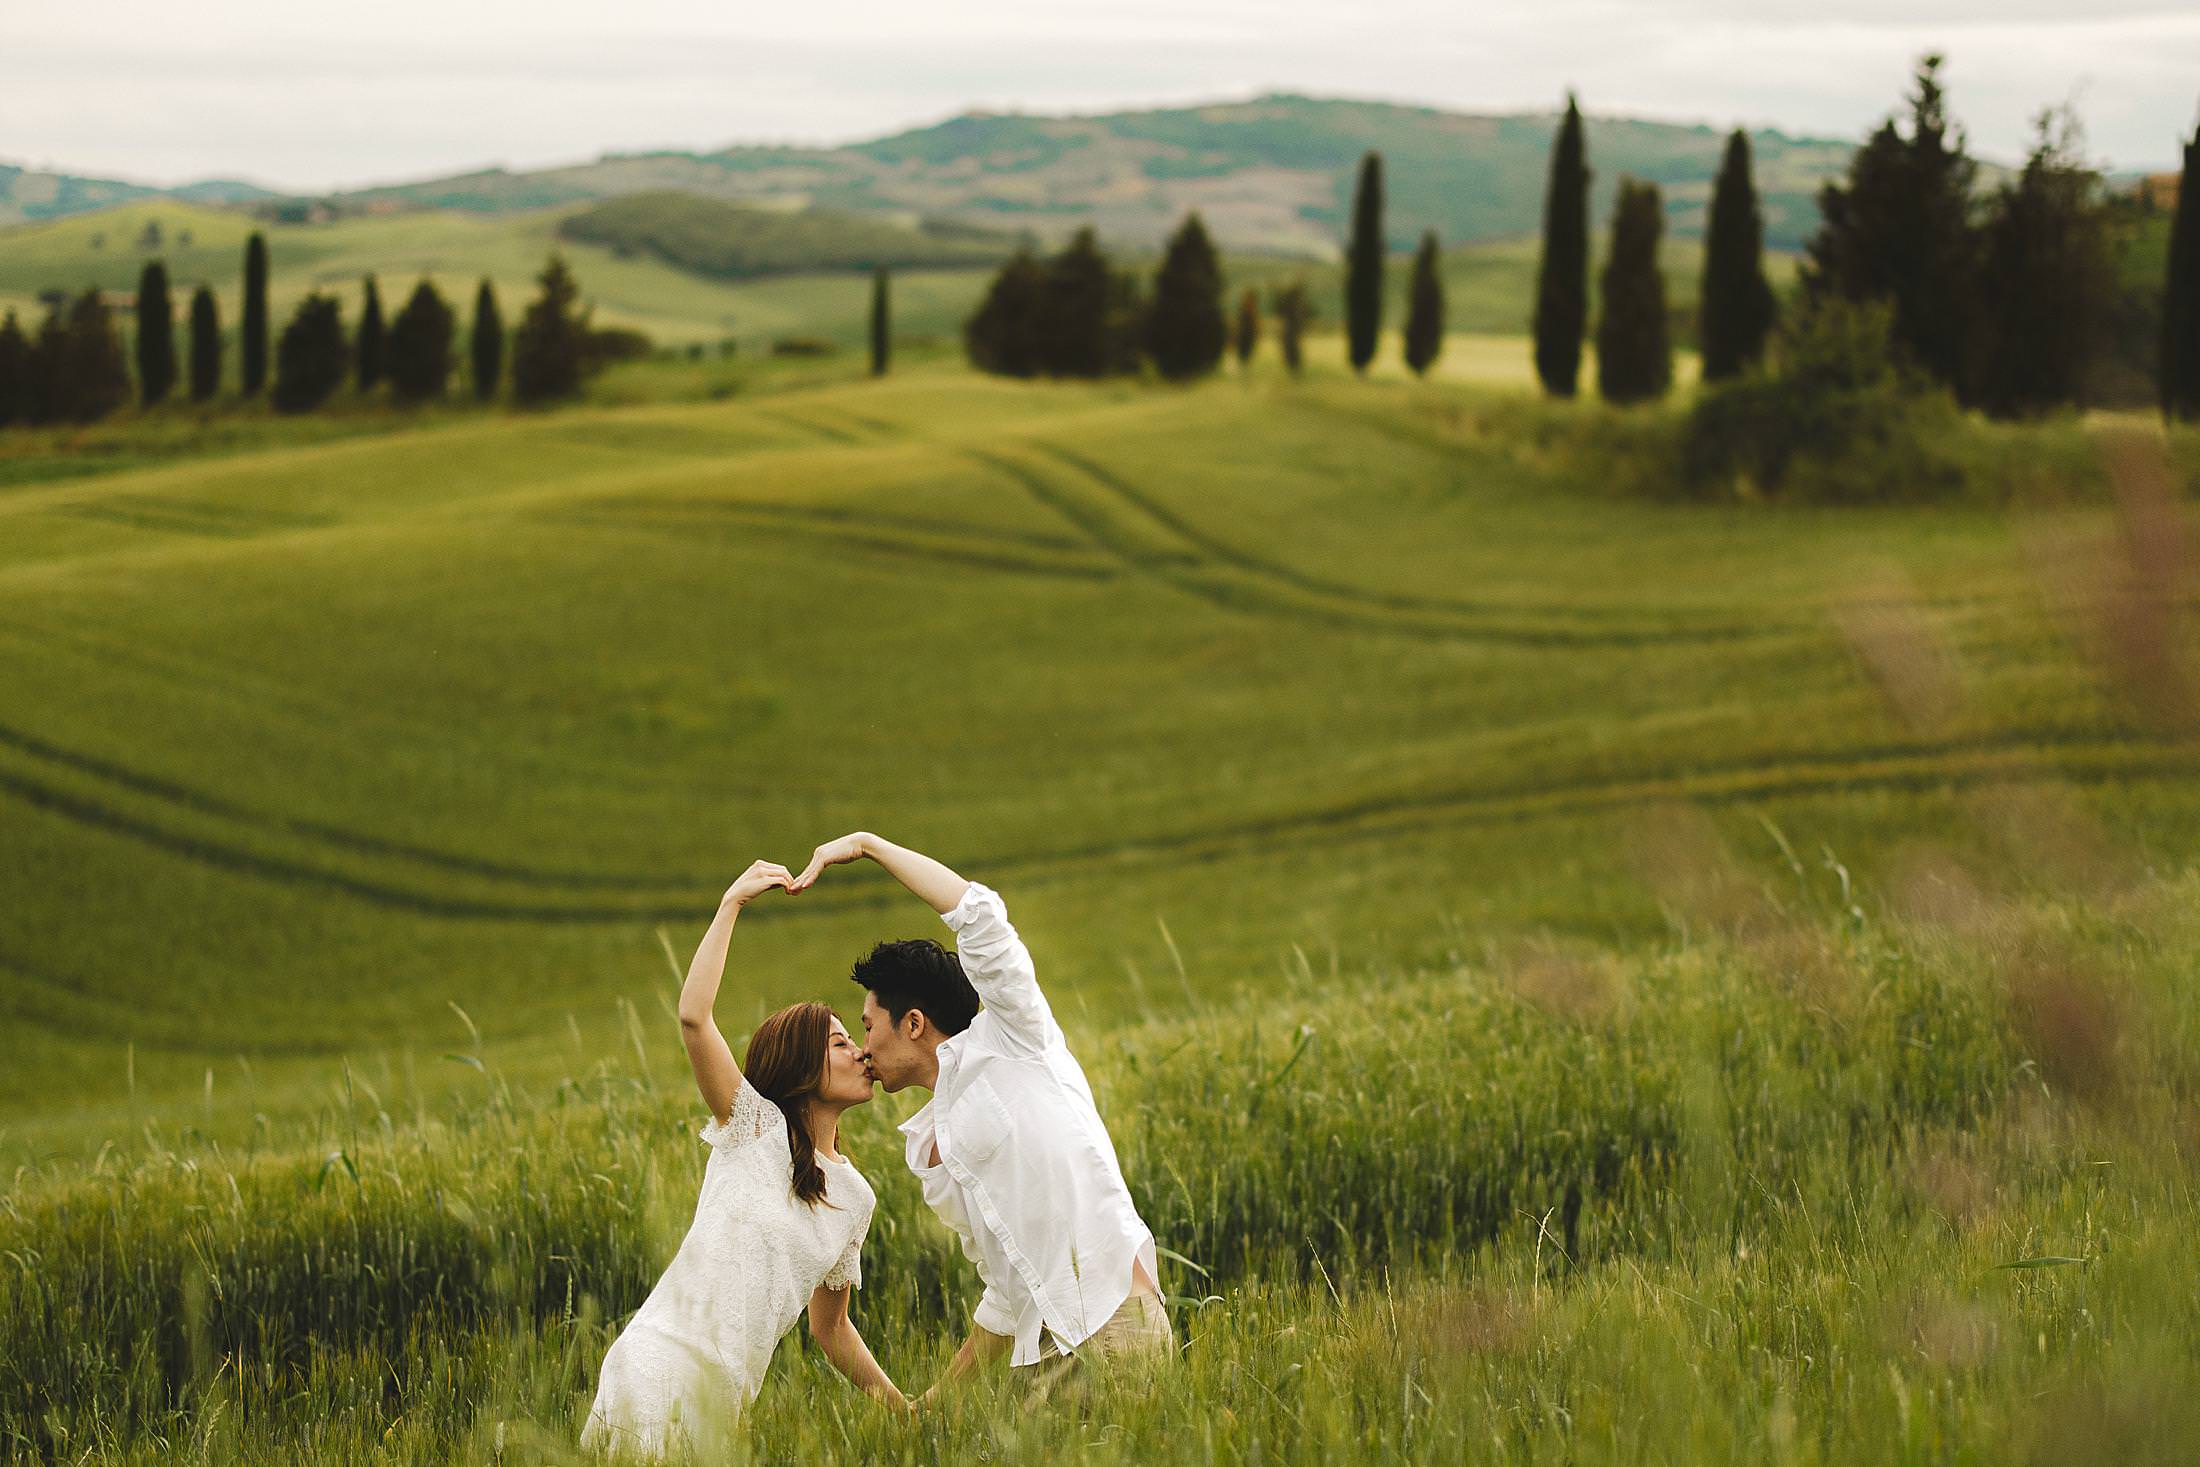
[582,860,906,1457]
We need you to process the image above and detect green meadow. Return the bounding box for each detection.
[3,340,2197,1462]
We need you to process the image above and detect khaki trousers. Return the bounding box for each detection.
[1020,1290,1174,1398]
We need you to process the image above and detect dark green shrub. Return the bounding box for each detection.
[1682,297,1963,503]
[271,293,347,413]
[510,255,590,405]
[386,280,455,402]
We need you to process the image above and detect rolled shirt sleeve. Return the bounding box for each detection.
[972,1283,1018,1339]
[941,882,1058,1056]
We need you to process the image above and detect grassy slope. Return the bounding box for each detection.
[0,200,992,352]
[2,350,2193,1166]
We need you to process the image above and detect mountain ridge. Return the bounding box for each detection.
[5,91,1863,253]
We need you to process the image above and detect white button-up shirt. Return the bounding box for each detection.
[899,882,1158,1367]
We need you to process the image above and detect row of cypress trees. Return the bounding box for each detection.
[1530,59,2200,421]
[345,275,506,402]
[964,217,1237,381]
[0,238,605,426]
[1340,154,1452,378]
[264,256,596,413]
[1530,94,1764,403]
[967,169,1452,382]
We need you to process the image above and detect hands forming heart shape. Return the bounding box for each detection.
[722,832,873,908]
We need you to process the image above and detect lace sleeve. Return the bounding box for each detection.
[821,1235,862,1292]
[697,1070,783,1155]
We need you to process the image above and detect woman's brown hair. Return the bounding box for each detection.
[742,1001,837,1207]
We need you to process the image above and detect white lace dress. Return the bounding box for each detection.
[581,1073,875,1458]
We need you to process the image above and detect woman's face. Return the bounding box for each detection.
[820,1016,875,1106]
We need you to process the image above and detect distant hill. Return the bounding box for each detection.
[2,94,1856,255]
[0,163,277,228]
[557,192,1015,278]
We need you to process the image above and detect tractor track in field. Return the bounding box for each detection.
[969,446,1791,650]
[0,713,2191,927]
[0,947,350,1055]
[749,407,869,446]
[0,717,704,894]
[535,496,1119,583]
[1023,441,1802,633]
[46,494,337,540]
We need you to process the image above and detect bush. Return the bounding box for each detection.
[40,290,132,424]
[768,336,835,357]
[1681,297,1964,503]
[964,232,1144,379]
[270,293,348,414]
[510,255,590,405]
[386,280,456,402]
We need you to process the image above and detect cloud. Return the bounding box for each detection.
[3,4,2194,190]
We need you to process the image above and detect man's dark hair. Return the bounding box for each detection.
[852,938,981,1036]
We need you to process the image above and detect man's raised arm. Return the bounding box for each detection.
[792,832,1055,1053]
[789,831,968,912]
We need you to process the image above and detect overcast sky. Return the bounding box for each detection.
[7,1,2197,193]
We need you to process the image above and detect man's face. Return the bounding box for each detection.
[858,990,926,1093]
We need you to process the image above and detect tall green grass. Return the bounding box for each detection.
[2,895,2048,1457]
[9,864,2199,1462]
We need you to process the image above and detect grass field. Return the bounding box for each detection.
[3,346,2197,1463]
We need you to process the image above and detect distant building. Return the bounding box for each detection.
[2139,172,2182,213]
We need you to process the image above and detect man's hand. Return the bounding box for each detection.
[790,833,873,893]
[722,859,794,910]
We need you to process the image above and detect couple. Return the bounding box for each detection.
[580,832,1169,1456]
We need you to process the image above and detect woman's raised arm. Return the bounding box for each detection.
[677,860,793,1122]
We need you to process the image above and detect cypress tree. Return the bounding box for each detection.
[26,306,67,424]
[1403,230,1446,377]
[1533,94,1591,397]
[357,276,386,392]
[386,279,455,401]
[1345,152,1385,375]
[510,254,591,404]
[1972,107,2114,419]
[188,285,221,402]
[471,279,504,400]
[52,288,132,423]
[2164,118,2200,422]
[1037,228,1117,377]
[1147,211,1227,382]
[272,293,347,413]
[1802,54,1978,398]
[1700,129,1777,382]
[0,311,26,426]
[1233,288,1260,369]
[241,232,269,394]
[1273,282,1309,376]
[134,261,177,406]
[965,250,1046,378]
[870,268,890,377]
[1596,180,1672,404]
[1100,267,1147,377]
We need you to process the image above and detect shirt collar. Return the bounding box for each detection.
[893,1032,966,1138]
[895,1097,936,1140]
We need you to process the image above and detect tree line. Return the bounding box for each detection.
[0,238,641,427]
[1534,55,2200,423]
[957,56,2195,423]
[962,178,1449,383]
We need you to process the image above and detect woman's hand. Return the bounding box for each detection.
[790,833,873,893]
[721,860,795,910]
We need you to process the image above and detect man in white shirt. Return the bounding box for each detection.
[788,831,1170,1401]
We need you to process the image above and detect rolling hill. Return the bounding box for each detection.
[2,355,2192,1162]
[6,93,1857,254]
